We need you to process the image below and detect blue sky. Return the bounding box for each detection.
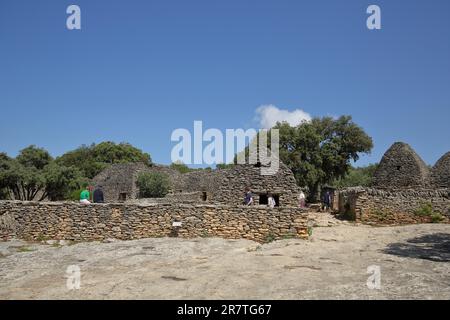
[0,0,449,167]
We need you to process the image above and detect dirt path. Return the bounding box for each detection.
[0,221,449,299]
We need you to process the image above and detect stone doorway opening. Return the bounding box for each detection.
[119,192,127,202]
[259,193,280,207]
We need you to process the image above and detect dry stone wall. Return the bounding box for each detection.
[337,187,450,224]
[0,201,310,243]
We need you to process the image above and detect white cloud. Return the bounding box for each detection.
[255,104,312,129]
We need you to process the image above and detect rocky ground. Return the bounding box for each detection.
[0,214,449,299]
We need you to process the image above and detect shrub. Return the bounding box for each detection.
[136,172,170,198]
[265,233,276,243]
[414,202,433,217]
[431,212,444,223]
[372,209,388,221]
[170,162,192,174]
[68,189,84,201]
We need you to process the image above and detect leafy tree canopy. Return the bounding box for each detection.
[240,116,373,200]
[170,161,192,174]
[1,142,151,201]
[136,172,171,198]
[56,141,152,179]
[332,164,378,189]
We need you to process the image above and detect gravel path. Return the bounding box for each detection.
[0,220,449,299]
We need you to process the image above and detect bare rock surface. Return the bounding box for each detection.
[0,222,449,300]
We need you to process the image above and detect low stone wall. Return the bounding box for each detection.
[337,187,450,224]
[0,201,310,243]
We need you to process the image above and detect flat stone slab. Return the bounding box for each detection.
[0,223,449,299]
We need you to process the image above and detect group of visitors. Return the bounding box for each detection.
[79,186,104,204]
[80,185,329,209]
[243,188,308,209]
[243,188,331,210]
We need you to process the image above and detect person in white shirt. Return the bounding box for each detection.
[298,191,306,208]
[268,193,276,208]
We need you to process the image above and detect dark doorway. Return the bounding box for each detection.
[273,194,280,207]
[259,194,268,205]
[259,193,280,206]
[119,192,127,202]
[202,192,207,201]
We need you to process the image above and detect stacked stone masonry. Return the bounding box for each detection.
[336,142,450,225]
[337,187,450,224]
[373,142,431,189]
[92,162,301,206]
[0,201,310,243]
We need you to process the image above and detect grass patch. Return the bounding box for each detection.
[281,233,296,240]
[264,233,276,243]
[200,230,210,238]
[36,234,49,242]
[414,202,445,223]
[17,246,35,253]
[414,202,433,217]
[431,212,444,223]
[372,209,389,221]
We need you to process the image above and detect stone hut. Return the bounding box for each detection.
[171,162,300,206]
[91,163,181,202]
[92,160,301,206]
[432,152,450,188]
[373,142,430,189]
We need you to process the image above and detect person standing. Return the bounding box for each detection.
[93,185,105,203]
[298,190,306,208]
[323,190,332,211]
[79,187,91,204]
[244,188,253,206]
[268,193,276,208]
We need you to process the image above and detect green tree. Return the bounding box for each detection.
[216,163,235,170]
[136,172,170,198]
[16,145,53,170]
[332,164,378,188]
[57,142,152,179]
[170,161,192,174]
[42,163,85,201]
[0,148,84,201]
[0,156,46,201]
[0,153,11,199]
[241,116,373,201]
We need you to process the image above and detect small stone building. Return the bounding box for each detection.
[337,142,450,224]
[172,162,300,206]
[92,160,301,206]
[91,163,181,202]
[372,142,430,189]
[432,152,450,188]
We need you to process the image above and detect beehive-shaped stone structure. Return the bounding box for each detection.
[373,142,430,189]
[432,152,450,188]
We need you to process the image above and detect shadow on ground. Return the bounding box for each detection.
[383,233,450,262]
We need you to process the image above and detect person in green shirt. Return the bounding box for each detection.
[80,188,91,204]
